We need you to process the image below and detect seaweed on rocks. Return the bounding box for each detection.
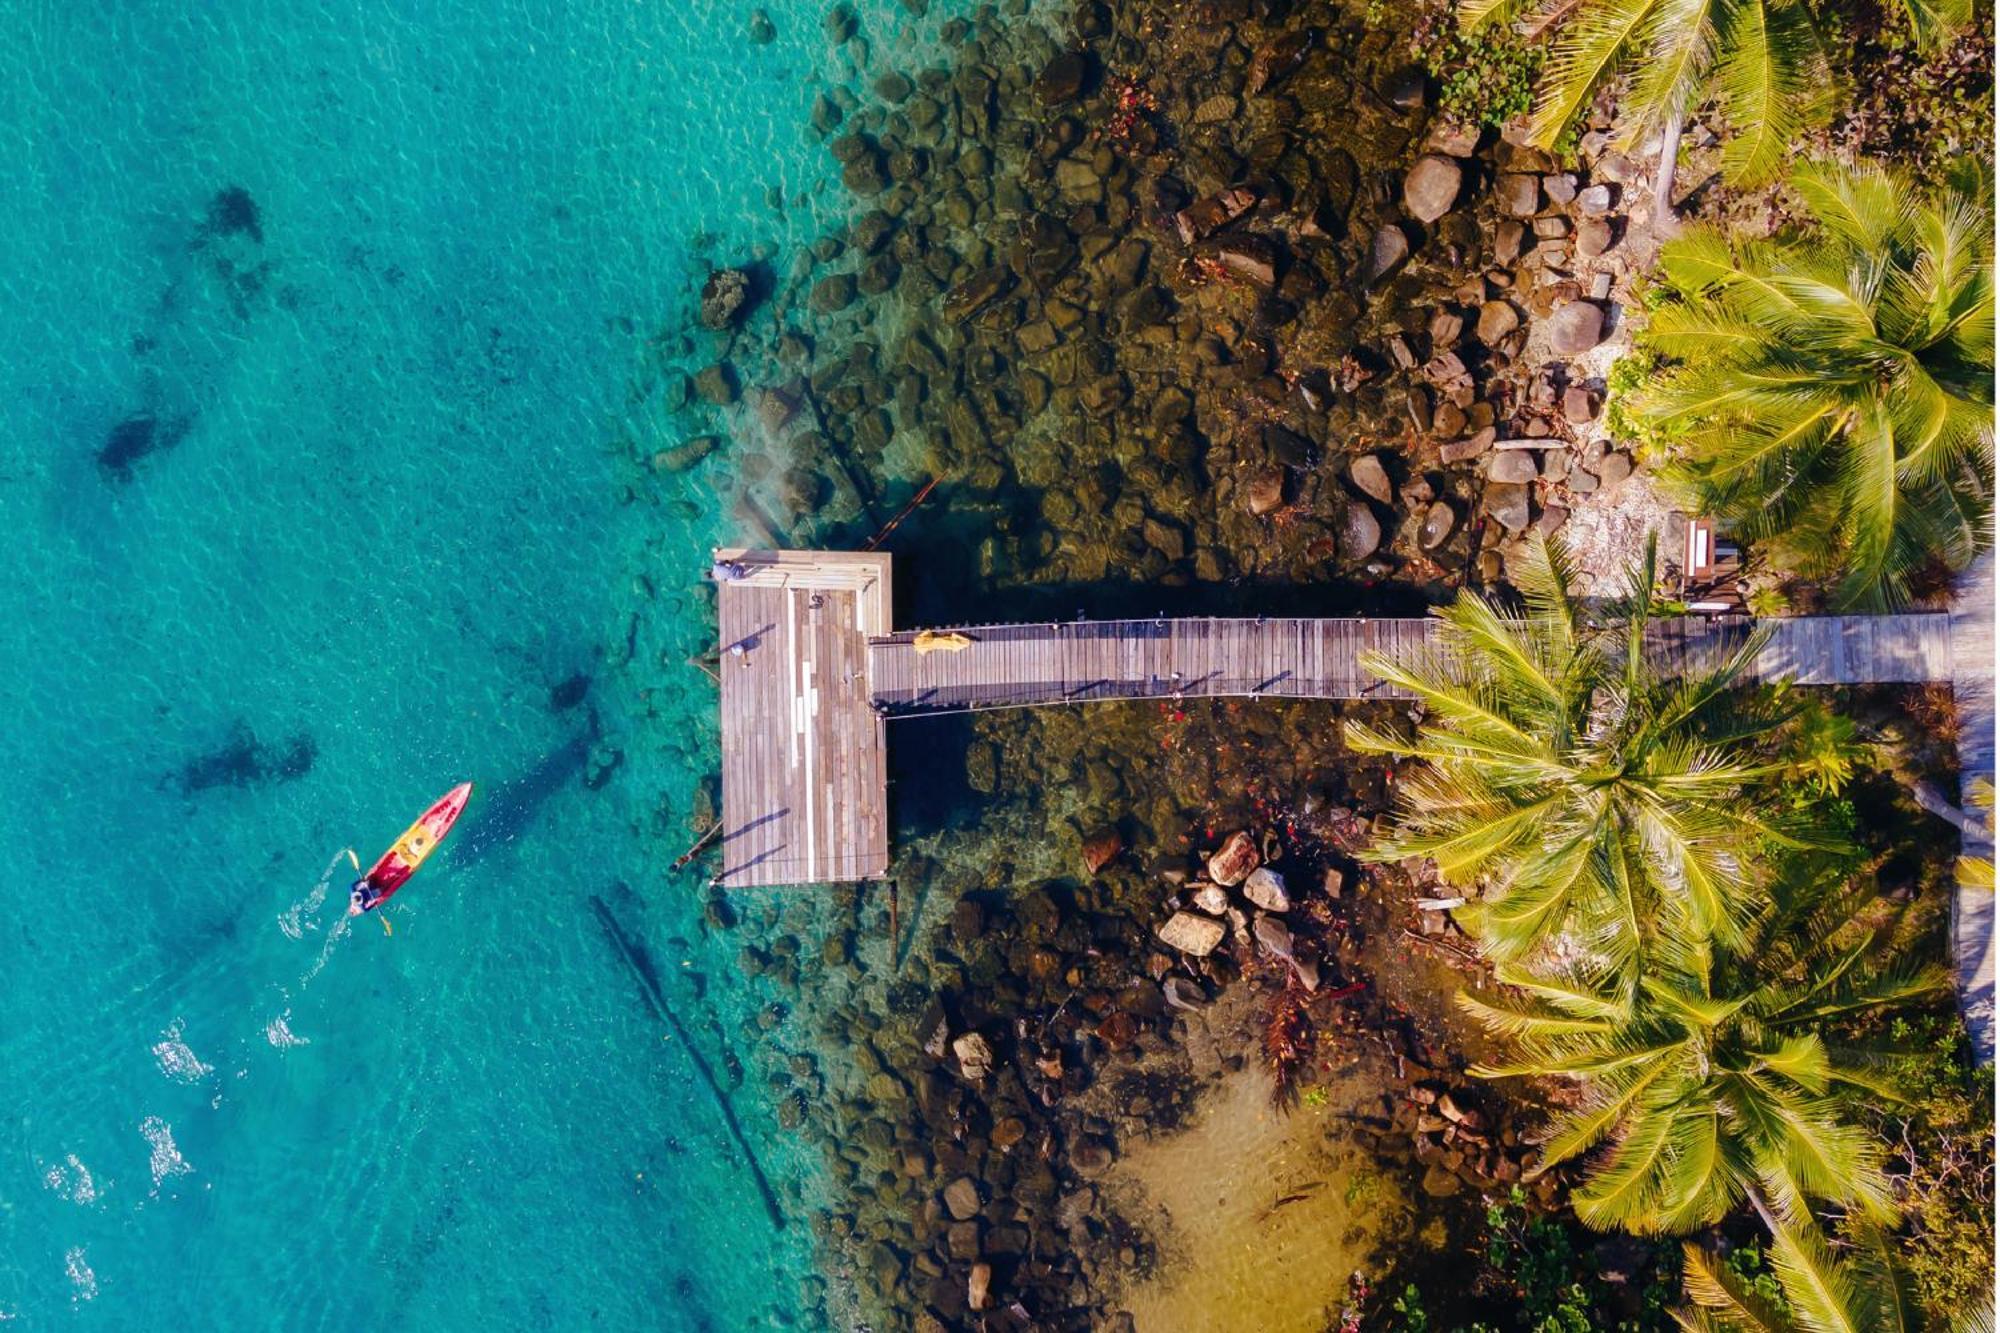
[169,723,314,794]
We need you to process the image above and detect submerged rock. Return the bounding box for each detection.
[1174,187,1258,245]
[1081,827,1124,873]
[952,1032,994,1081]
[699,267,751,330]
[944,1176,983,1221]
[652,435,719,473]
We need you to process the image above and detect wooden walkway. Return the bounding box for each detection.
[868,613,1953,713]
[709,548,1957,888]
[713,549,890,888]
[1951,552,1994,1064]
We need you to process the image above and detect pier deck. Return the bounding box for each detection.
[713,549,890,888]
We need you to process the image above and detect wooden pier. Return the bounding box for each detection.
[711,548,1954,886]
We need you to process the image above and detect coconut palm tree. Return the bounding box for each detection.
[1460,871,1951,1234]
[1677,1210,1995,1333]
[1347,536,1812,979]
[1456,0,1974,224]
[1641,160,1994,610]
[1675,1216,1922,1332]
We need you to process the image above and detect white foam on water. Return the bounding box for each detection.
[264,1012,310,1049]
[139,1117,191,1193]
[279,848,351,939]
[150,1020,213,1084]
[63,1248,96,1303]
[298,911,353,989]
[41,1153,99,1205]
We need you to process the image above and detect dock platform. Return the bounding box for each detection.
[713,549,890,888]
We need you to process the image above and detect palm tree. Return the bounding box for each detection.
[1456,0,1973,224]
[1347,536,1811,979]
[1677,1211,1994,1333]
[1459,872,1951,1234]
[1675,1216,1923,1332]
[1640,160,1994,610]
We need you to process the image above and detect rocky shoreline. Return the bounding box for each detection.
[643,0,1677,1326]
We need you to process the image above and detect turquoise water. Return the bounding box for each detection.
[0,0,963,1324]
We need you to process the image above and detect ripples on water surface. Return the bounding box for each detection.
[0,0,988,1324]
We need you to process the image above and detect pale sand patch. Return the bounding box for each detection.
[1100,1063,1412,1332]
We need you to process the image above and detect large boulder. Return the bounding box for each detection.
[1158,912,1226,956]
[1547,301,1606,355]
[1243,866,1291,912]
[1402,154,1463,223]
[1339,504,1382,562]
[1488,451,1540,483]
[1476,299,1520,345]
[1420,500,1458,549]
[1497,173,1541,216]
[1036,51,1091,104]
[1485,482,1532,532]
[1366,225,1410,284]
[1348,453,1395,505]
[1207,831,1260,885]
[1252,914,1294,960]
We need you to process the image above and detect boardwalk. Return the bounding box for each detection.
[869,613,1953,713]
[1952,552,1995,1063]
[710,549,1958,894]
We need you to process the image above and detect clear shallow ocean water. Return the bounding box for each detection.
[0,0,973,1325]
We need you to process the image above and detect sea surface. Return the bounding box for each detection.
[0,0,976,1325]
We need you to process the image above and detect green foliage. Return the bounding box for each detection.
[1393,1281,1434,1332]
[1773,695,1869,798]
[1816,0,1995,185]
[1429,24,1545,129]
[1602,347,1673,461]
[1381,1189,1679,1331]
[1484,1187,1678,1331]
[1677,1215,1930,1332]
[1347,535,1823,979]
[1638,158,1995,610]
[1876,1013,1996,1326]
[1456,0,1836,185]
[1458,862,1951,1233]
[1456,0,1974,184]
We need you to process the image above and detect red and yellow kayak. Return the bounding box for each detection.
[349,782,472,915]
